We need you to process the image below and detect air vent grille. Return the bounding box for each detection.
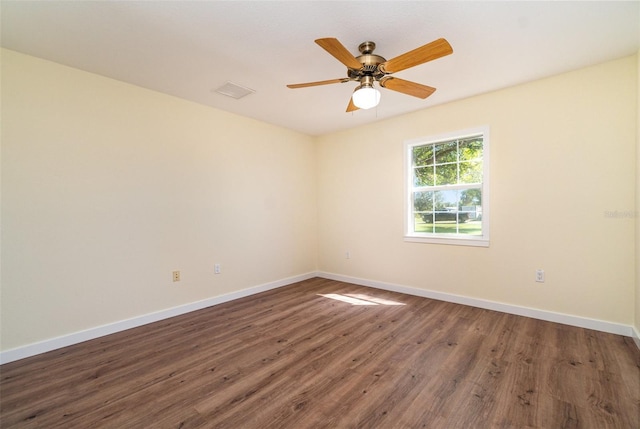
[214,82,255,99]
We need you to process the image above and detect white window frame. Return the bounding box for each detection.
[404,126,490,247]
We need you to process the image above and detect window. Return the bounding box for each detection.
[404,127,489,246]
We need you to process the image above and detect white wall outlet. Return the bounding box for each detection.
[535,269,545,283]
[172,270,180,282]
[214,264,221,274]
[345,251,351,259]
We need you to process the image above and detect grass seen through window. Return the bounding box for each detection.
[413,216,482,235]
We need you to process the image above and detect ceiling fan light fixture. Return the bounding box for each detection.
[352,84,381,110]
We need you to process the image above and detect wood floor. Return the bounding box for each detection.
[1,278,638,428]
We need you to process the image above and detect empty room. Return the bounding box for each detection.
[1,1,639,428]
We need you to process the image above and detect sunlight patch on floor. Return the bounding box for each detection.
[318,293,405,306]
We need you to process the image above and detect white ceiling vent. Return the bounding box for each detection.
[214,82,255,99]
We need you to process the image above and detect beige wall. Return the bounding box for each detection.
[1,48,638,353]
[317,55,637,325]
[636,51,640,337]
[0,49,317,351]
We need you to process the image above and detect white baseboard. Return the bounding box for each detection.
[318,272,636,339]
[0,272,317,365]
[3,271,637,364]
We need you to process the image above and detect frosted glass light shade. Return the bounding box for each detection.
[352,86,381,109]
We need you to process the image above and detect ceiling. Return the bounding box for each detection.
[2,1,639,136]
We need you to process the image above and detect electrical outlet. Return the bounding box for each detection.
[172,270,180,282]
[345,251,351,259]
[214,264,221,274]
[535,269,545,283]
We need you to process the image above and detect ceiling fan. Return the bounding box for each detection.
[287,37,453,112]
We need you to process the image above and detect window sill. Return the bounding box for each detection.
[404,235,490,247]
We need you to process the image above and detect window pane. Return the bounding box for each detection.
[459,188,482,207]
[459,203,482,235]
[457,216,482,235]
[435,163,457,185]
[420,212,435,223]
[412,145,434,166]
[414,213,434,233]
[459,195,482,235]
[413,166,434,186]
[435,141,457,164]
[434,223,459,234]
[433,190,461,234]
[458,137,483,161]
[413,191,433,211]
[459,161,482,184]
[433,189,458,211]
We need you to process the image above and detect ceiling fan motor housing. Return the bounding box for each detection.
[349,41,386,81]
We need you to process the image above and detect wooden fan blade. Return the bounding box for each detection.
[346,97,359,112]
[381,38,452,74]
[287,78,349,89]
[380,77,436,99]
[315,38,363,70]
